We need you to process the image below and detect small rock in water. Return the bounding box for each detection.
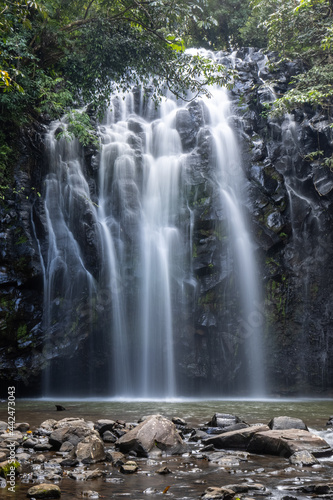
[156,466,171,474]
[201,486,235,499]
[289,450,319,466]
[81,491,99,498]
[143,487,159,495]
[120,461,138,474]
[27,483,61,498]
[55,405,66,411]
[172,417,187,426]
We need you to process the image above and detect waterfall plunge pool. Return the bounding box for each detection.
[2,398,332,429]
[0,399,332,500]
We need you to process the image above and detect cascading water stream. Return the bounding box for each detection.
[40,52,265,398]
[42,122,97,395]
[204,86,265,396]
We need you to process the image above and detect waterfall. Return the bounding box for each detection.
[204,87,265,396]
[40,54,265,398]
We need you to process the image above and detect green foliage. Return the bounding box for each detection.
[251,0,333,113]
[57,111,99,148]
[186,0,255,49]
[0,0,236,166]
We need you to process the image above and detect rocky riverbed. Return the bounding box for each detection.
[0,410,332,499]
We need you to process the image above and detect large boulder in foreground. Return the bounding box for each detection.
[116,414,186,457]
[247,429,332,457]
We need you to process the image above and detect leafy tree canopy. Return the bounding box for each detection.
[248,0,333,113]
[0,0,233,187]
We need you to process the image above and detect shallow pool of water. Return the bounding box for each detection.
[0,399,332,500]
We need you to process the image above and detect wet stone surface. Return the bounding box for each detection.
[0,411,332,499]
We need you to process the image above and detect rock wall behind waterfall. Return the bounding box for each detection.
[1,48,333,397]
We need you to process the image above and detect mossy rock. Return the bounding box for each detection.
[27,483,61,498]
[0,460,21,478]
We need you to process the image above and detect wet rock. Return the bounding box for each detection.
[0,422,7,432]
[190,429,211,442]
[268,416,308,431]
[35,442,53,452]
[202,425,270,449]
[156,466,172,474]
[176,108,199,150]
[247,429,332,457]
[0,459,21,477]
[39,420,58,432]
[94,419,116,435]
[0,430,23,443]
[34,454,47,463]
[27,483,61,498]
[49,421,97,450]
[201,486,235,499]
[60,458,79,467]
[224,483,266,494]
[289,450,319,466]
[59,441,74,453]
[101,430,117,443]
[75,435,106,464]
[172,417,187,426]
[23,437,39,448]
[326,416,333,426]
[81,491,99,498]
[116,414,186,457]
[207,414,241,428]
[120,460,138,474]
[68,469,104,481]
[107,450,126,466]
[55,405,66,411]
[314,484,331,495]
[15,423,30,432]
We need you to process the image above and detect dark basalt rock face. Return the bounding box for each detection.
[1,48,333,397]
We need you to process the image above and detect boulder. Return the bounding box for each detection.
[23,437,39,448]
[49,421,97,450]
[94,419,116,435]
[202,425,270,450]
[289,450,319,466]
[39,420,57,433]
[0,422,7,431]
[75,435,106,463]
[27,483,61,498]
[247,429,332,457]
[268,416,308,431]
[207,414,241,428]
[15,422,30,432]
[102,431,117,443]
[116,414,186,457]
[107,450,126,466]
[53,418,93,429]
